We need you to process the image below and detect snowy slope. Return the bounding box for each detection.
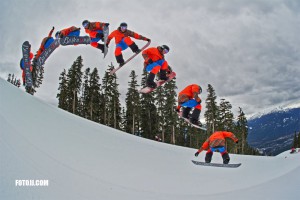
[0,78,299,200]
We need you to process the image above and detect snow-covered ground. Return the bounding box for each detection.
[1,78,299,200]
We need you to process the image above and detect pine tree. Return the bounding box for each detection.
[236,107,248,154]
[102,64,122,129]
[57,69,68,110]
[204,84,219,134]
[140,70,158,139]
[217,99,234,132]
[66,56,83,114]
[81,67,101,122]
[125,70,141,134]
[160,77,178,144]
[292,132,298,148]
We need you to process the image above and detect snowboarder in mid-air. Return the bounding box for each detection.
[176,84,202,125]
[82,20,109,53]
[194,131,239,164]
[55,26,81,38]
[142,45,171,88]
[106,22,150,66]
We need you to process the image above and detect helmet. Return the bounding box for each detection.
[161,45,170,52]
[82,20,89,28]
[55,31,61,38]
[120,22,128,27]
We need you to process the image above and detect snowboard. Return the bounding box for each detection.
[192,160,241,168]
[177,111,207,131]
[138,71,176,94]
[21,41,33,87]
[59,36,91,46]
[103,26,109,58]
[110,40,151,75]
[37,39,60,68]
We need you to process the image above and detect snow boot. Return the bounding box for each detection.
[205,151,213,163]
[189,109,201,125]
[116,54,125,66]
[129,42,140,54]
[222,152,230,164]
[96,43,104,53]
[146,72,157,88]
[182,107,192,119]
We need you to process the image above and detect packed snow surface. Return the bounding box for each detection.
[1,78,299,200]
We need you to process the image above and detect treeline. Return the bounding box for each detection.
[57,56,259,155]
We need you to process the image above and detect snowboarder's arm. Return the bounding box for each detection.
[48,26,55,37]
[223,131,239,143]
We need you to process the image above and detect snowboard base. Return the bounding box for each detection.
[178,111,207,130]
[192,160,241,168]
[59,36,91,46]
[110,40,151,75]
[139,72,176,93]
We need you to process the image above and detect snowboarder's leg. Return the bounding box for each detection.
[96,44,104,53]
[115,47,125,66]
[182,107,192,118]
[205,150,213,163]
[146,72,157,88]
[189,108,201,125]
[124,37,140,54]
[221,152,230,164]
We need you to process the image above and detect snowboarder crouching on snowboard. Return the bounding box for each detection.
[176,84,202,125]
[195,131,239,164]
[34,26,55,61]
[55,26,81,38]
[82,20,109,53]
[20,52,34,86]
[142,45,171,88]
[106,22,150,66]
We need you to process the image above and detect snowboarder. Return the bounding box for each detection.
[194,131,239,164]
[82,20,109,53]
[290,147,296,154]
[142,45,171,88]
[106,22,150,66]
[55,26,81,38]
[34,26,55,61]
[20,52,34,86]
[176,84,202,125]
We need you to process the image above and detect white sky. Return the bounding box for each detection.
[1,0,300,116]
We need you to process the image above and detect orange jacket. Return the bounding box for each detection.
[142,47,169,71]
[84,22,106,38]
[107,27,147,44]
[178,84,201,103]
[36,27,54,58]
[200,131,238,150]
[142,47,165,62]
[61,26,80,36]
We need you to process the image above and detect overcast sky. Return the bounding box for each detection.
[1,0,300,117]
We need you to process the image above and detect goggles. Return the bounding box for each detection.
[120,26,127,30]
[163,48,169,54]
[83,22,89,28]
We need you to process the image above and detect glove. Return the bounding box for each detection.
[52,26,55,30]
[175,107,180,113]
[105,23,110,27]
[195,152,199,157]
[145,38,151,42]
[147,59,153,64]
[235,140,239,144]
